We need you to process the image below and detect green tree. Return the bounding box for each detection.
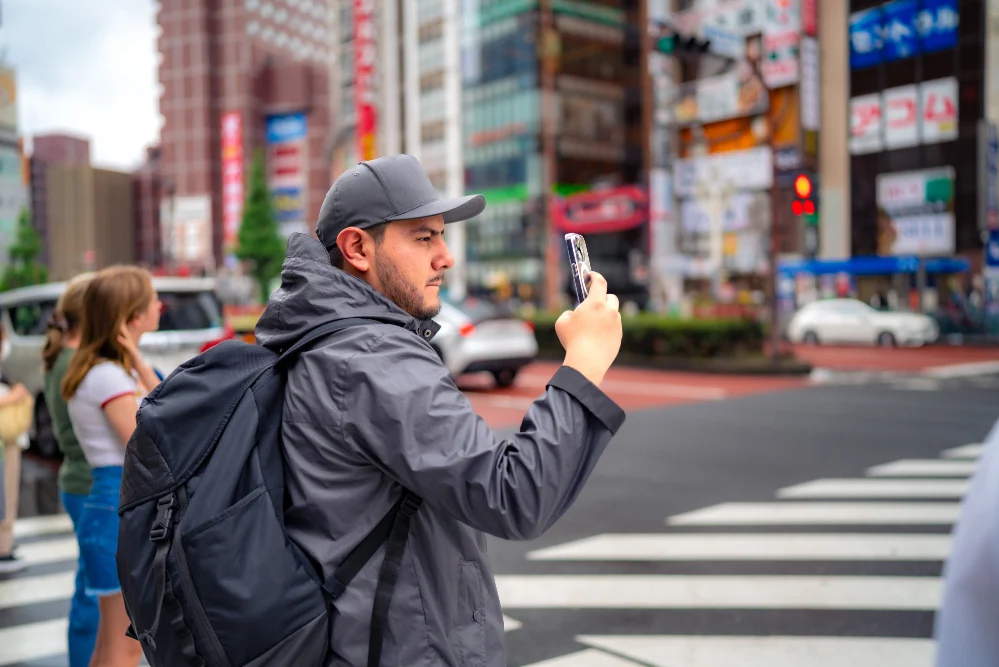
[235,151,286,304]
[0,207,48,292]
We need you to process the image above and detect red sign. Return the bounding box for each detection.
[802,0,818,37]
[354,0,377,161]
[221,111,243,252]
[551,186,648,235]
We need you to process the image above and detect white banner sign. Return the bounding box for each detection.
[800,36,820,131]
[920,77,958,144]
[674,147,773,197]
[889,214,955,256]
[850,94,883,154]
[883,85,919,149]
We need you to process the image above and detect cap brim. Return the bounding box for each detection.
[386,194,486,224]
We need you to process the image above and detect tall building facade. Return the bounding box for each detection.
[329,0,468,298]
[29,134,92,268]
[156,0,333,273]
[847,0,980,307]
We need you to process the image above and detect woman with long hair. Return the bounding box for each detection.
[0,323,31,573]
[64,266,161,667]
[43,272,99,666]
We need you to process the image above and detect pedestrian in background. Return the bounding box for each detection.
[42,272,99,667]
[63,266,161,667]
[0,323,32,573]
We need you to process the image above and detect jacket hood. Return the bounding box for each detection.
[254,233,440,352]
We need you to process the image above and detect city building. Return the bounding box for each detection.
[155,0,333,273]
[28,134,92,268]
[845,0,979,312]
[329,0,468,298]
[28,134,136,279]
[0,65,27,263]
[133,145,165,269]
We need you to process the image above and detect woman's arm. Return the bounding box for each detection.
[103,394,139,447]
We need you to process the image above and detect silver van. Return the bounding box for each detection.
[0,276,230,458]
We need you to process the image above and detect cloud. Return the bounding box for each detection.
[4,0,160,171]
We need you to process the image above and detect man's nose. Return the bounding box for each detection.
[435,239,454,270]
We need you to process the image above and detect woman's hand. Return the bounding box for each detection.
[118,322,144,368]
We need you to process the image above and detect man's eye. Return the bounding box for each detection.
[418,237,431,243]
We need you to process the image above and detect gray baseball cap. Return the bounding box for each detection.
[316,154,486,249]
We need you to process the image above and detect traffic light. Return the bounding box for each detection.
[792,173,819,226]
[652,21,711,55]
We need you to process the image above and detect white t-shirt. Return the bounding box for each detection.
[68,361,147,468]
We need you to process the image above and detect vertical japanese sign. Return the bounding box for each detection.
[221,111,244,253]
[266,112,308,237]
[354,0,377,162]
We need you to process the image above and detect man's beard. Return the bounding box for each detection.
[375,248,442,320]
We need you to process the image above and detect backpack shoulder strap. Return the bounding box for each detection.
[320,492,423,667]
[274,317,376,368]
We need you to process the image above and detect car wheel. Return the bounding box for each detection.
[802,331,820,345]
[877,331,897,348]
[31,396,60,460]
[492,368,518,388]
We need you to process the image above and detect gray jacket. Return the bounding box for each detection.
[254,234,626,667]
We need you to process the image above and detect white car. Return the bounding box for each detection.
[0,277,232,457]
[432,297,538,387]
[787,298,939,347]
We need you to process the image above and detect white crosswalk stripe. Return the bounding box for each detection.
[512,440,981,666]
[866,459,978,477]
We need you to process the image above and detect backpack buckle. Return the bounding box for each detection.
[150,495,175,542]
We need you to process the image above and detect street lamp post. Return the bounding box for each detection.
[163,177,175,275]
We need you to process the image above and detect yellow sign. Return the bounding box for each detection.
[0,67,17,131]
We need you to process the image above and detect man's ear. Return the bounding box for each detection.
[337,227,372,273]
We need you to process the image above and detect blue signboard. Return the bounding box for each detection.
[850,7,883,69]
[918,0,959,54]
[987,230,999,271]
[850,0,958,69]
[265,113,308,228]
[882,0,918,62]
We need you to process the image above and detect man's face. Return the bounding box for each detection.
[371,215,453,320]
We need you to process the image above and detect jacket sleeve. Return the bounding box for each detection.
[341,331,626,540]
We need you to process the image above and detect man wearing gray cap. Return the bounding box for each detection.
[254,154,625,667]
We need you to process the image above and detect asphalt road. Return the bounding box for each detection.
[1,368,996,666]
[492,374,999,667]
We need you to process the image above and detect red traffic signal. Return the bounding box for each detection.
[794,174,812,199]
[792,201,803,215]
[804,200,815,215]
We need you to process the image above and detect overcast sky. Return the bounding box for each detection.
[3,0,160,170]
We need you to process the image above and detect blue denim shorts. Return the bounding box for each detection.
[78,466,123,597]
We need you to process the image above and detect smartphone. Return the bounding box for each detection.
[564,233,592,305]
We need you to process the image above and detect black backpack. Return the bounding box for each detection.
[117,317,422,667]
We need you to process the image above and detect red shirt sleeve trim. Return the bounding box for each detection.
[101,391,136,410]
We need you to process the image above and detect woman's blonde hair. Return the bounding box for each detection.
[42,272,94,372]
[62,265,155,400]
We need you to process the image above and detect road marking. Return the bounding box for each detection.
[522,649,644,667]
[15,537,78,567]
[527,533,952,561]
[0,572,76,610]
[924,360,999,378]
[866,459,977,477]
[667,502,962,525]
[496,575,941,610]
[12,514,73,539]
[576,635,935,667]
[519,374,727,400]
[777,479,968,499]
[503,615,522,632]
[941,443,983,459]
[0,619,67,666]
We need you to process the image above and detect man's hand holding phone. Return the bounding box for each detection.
[556,271,623,388]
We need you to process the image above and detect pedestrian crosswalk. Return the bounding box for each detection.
[503,439,990,667]
[0,439,988,666]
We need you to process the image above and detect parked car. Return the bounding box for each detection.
[432,296,538,387]
[0,276,232,458]
[787,298,939,347]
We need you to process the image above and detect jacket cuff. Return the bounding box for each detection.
[547,366,626,433]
